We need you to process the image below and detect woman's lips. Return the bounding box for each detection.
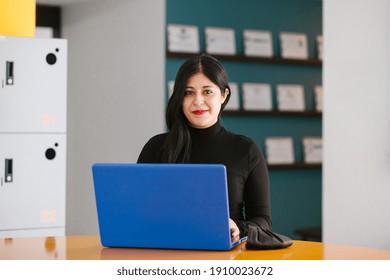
[192,110,208,115]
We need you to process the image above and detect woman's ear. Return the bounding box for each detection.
[222,88,229,104]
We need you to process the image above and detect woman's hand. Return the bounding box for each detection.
[229,219,240,242]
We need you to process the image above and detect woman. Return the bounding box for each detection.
[137,54,271,241]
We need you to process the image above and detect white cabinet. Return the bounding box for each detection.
[0,36,67,238]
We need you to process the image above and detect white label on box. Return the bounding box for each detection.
[280,32,309,59]
[314,85,322,112]
[242,83,272,111]
[243,29,273,57]
[277,84,305,111]
[205,27,236,55]
[265,137,295,164]
[167,24,200,53]
[303,137,322,163]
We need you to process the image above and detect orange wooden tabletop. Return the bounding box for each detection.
[1,235,390,260]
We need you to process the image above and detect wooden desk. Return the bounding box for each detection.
[1,235,390,260]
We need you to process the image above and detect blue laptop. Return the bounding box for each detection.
[92,163,247,250]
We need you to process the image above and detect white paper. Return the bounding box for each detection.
[265,137,295,164]
[224,82,240,110]
[276,84,305,111]
[167,24,200,53]
[280,32,309,59]
[316,35,323,60]
[243,29,273,57]
[205,27,236,55]
[314,85,322,112]
[302,137,322,164]
[242,83,272,111]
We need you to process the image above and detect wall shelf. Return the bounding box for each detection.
[267,163,322,170]
[167,51,322,66]
[223,110,322,117]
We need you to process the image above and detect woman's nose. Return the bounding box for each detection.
[193,93,204,105]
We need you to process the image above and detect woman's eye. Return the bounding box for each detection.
[185,91,194,95]
[204,90,212,95]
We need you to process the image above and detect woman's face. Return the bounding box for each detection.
[182,73,228,129]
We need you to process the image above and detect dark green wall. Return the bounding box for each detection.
[166,0,322,239]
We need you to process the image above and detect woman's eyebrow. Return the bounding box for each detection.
[185,85,214,88]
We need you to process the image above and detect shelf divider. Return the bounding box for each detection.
[167,51,322,66]
[267,163,322,169]
[222,110,322,117]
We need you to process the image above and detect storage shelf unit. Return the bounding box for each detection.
[0,36,67,238]
[166,0,323,241]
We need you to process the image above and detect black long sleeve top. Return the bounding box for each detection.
[137,121,272,236]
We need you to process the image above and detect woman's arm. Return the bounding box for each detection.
[235,142,272,237]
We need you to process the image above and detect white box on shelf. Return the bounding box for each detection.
[243,29,273,57]
[205,27,236,55]
[242,83,272,111]
[265,137,295,164]
[276,84,305,111]
[314,85,323,112]
[302,137,322,164]
[167,24,200,53]
[279,32,309,59]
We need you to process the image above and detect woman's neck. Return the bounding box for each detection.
[188,121,222,139]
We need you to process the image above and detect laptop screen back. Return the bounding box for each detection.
[92,163,233,250]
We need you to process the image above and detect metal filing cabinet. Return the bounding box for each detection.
[0,36,67,238]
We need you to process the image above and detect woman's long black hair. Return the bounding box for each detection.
[162,54,231,163]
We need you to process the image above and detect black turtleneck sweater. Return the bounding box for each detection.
[137,122,272,236]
